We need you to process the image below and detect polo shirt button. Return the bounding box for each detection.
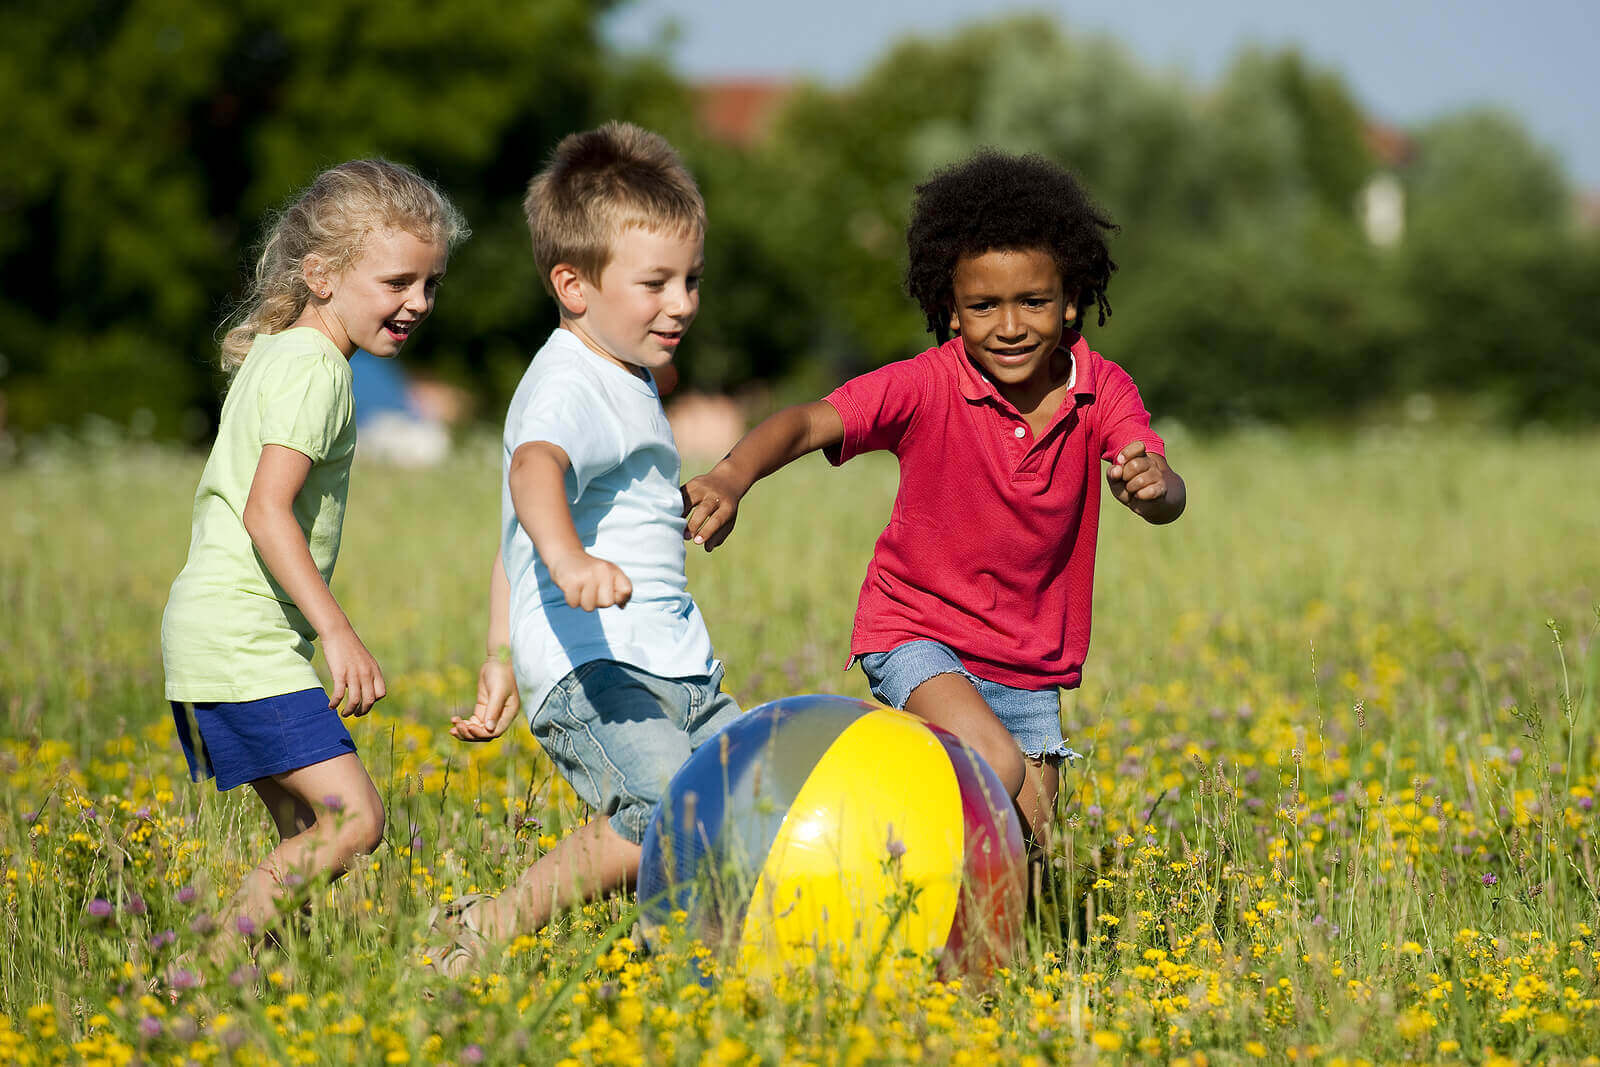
[1013,426,1026,438]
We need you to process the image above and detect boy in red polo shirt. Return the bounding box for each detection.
[683,150,1185,839]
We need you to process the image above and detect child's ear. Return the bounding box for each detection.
[947,306,960,335]
[1063,291,1081,327]
[550,263,587,316]
[301,254,332,300]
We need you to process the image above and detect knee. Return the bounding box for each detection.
[335,798,386,857]
[964,733,1025,798]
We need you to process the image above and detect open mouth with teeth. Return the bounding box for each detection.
[384,319,416,342]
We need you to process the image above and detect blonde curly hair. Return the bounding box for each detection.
[219,160,468,371]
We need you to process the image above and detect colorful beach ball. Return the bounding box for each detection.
[637,694,1026,980]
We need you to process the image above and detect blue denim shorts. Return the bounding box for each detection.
[170,687,357,792]
[530,660,743,844]
[857,640,1078,762]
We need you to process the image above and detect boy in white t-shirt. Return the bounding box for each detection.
[428,123,739,974]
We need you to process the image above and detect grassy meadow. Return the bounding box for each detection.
[2,427,1599,1064]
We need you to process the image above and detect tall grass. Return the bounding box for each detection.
[1,427,1597,1063]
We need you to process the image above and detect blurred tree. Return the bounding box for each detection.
[1397,109,1591,417]
[2,6,1588,440]
[0,0,635,441]
[726,15,1401,426]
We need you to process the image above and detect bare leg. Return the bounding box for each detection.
[1015,757,1061,846]
[219,754,385,939]
[252,778,317,840]
[466,817,641,943]
[904,673,1026,797]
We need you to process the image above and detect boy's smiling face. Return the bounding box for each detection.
[558,224,703,377]
[949,247,1077,402]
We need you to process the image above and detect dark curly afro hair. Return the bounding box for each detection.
[905,150,1118,342]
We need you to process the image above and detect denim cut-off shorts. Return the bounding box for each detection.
[858,640,1080,762]
[529,660,742,844]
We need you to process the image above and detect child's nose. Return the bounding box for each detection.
[664,283,696,318]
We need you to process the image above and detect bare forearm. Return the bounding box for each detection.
[509,444,585,569]
[485,548,512,655]
[711,401,843,494]
[243,505,353,639]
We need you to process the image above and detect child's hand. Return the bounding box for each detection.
[322,627,386,717]
[681,468,744,550]
[547,550,633,611]
[1107,440,1185,523]
[451,658,521,742]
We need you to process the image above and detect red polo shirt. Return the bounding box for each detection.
[824,333,1163,691]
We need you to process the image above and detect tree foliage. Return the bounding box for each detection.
[2,8,1593,441]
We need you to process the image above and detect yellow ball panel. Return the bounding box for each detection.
[738,707,964,981]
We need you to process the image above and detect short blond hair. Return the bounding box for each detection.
[524,122,705,297]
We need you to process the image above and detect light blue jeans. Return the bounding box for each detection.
[858,640,1078,762]
[530,660,742,843]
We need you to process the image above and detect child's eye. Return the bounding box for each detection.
[687,274,702,290]
[643,280,666,290]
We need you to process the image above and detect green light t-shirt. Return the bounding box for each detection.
[162,328,356,702]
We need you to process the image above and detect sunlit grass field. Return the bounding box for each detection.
[2,427,1598,1064]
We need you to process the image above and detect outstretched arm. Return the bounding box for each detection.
[682,400,844,550]
[511,440,633,610]
[243,444,385,716]
[1106,440,1186,525]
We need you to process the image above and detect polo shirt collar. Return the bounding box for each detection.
[951,331,1098,408]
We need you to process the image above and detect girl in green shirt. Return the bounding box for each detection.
[162,160,466,950]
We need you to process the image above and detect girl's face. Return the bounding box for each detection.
[948,248,1077,401]
[310,228,449,358]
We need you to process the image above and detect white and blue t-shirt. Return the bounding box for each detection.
[502,327,717,715]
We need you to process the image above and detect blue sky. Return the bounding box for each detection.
[605,0,1600,187]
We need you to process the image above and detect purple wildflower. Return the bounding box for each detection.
[885,824,906,861]
[88,898,113,919]
[176,885,198,905]
[189,913,216,936]
[322,794,345,812]
[1482,872,1499,887]
[1581,796,1594,812]
[462,1045,485,1064]
[149,930,176,951]
[139,1016,162,1039]
[235,915,257,937]
[167,967,200,991]
[127,894,147,917]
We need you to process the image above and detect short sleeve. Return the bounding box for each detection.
[256,352,352,462]
[824,358,928,465]
[511,372,624,502]
[1094,358,1164,462]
